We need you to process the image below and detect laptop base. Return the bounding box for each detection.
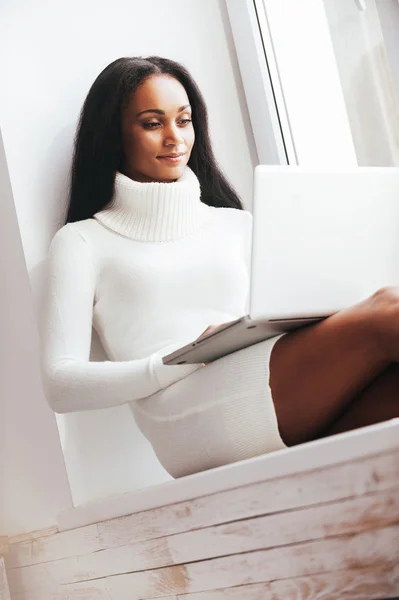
[162,315,324,365]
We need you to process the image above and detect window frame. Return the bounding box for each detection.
[226,0,358,167]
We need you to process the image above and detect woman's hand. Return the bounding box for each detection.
[197,325,220,340]
[196,322,233,341]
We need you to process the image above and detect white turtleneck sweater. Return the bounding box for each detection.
[42,167,286,476]
[41,168,252,413]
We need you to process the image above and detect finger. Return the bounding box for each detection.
[198,325,215,339]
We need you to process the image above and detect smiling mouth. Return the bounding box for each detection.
[157,153,186,163]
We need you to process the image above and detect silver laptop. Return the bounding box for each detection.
[163,166,399,365]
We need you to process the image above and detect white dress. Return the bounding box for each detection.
[41,168,286,479]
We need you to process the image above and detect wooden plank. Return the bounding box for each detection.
[0,557,11,600]
[7,488,399,592]
[8,527,59,545]
[6,524,100,569]
[8,525,399,600]
[10,564,399,600]
[163,564,399,600]
[9,450,398,570]
[57,420,399,531]
[59,525,399,599]
[95,450,399,548]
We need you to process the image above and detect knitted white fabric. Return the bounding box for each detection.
[41,167,286,476]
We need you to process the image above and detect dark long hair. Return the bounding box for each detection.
[65,56,243,223]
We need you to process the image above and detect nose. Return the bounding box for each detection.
[163,123,184,146]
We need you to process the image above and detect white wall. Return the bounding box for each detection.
[0,130,73,536]
[0,0,255,531]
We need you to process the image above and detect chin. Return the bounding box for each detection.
[157,163,187,182]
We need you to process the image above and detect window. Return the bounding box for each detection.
[227,0,399,166]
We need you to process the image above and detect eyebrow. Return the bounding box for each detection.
[136,104,191,118]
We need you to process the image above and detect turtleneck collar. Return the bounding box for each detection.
[94,167,210,242]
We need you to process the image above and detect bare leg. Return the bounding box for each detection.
[269,295,392,446]
[321,363,399,437]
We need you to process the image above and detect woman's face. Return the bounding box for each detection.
[121,75,195,183]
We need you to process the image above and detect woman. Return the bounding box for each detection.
[42,56,398,478]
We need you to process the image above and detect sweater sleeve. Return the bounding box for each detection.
[41,225,203,414]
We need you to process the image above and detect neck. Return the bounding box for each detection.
[94,167,210,242]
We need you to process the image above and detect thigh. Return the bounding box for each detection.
[269,307,388,447]
[320,362,399,438]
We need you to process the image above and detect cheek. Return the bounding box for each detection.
[186,127,195,151]
[130,130,160,154]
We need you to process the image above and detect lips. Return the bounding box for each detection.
[157,153,186,165]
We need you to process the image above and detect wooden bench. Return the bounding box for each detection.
[4,419,399,600]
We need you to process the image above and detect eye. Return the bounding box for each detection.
[179,119,192,126]
[142,122,161,129]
